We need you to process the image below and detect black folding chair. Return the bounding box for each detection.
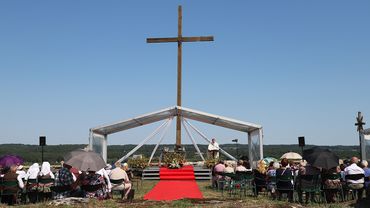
[26,178,38,203]
[38,178,55,202]
[276,174,295,202]
[1,180,20,205]
[344,173,365,200]
[110,179,125,199]
[321,173,344,203]
[296,174,323,203]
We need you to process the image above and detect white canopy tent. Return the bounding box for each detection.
[89,106,263,165]
[361,128,370,161]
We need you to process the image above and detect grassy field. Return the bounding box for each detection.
[5,180,363,208]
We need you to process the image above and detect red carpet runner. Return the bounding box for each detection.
[144,165,203,201]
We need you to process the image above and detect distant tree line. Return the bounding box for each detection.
[0,143,360,165]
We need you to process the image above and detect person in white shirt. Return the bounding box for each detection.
[16,165,27,180]
[344,157,365,198]
[97,166,112,193]
[208,138,220,159]
[109,163,132,199]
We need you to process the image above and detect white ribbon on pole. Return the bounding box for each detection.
[183,118,237,161]
[182,118,205,162]
[148,117,174,166]
[116,118,170,163]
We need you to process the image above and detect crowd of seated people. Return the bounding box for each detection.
[211,156,370,204]
[0,160,134,205]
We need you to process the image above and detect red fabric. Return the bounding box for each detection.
[160,165,195,180]
[144,165,203,201]
[144,180,203,201]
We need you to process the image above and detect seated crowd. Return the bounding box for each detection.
[0,161,133,205]
[212,156,370,203]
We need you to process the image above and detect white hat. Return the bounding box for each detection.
[105,164,112,170]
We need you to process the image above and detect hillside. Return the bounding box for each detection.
[0,143,360,164]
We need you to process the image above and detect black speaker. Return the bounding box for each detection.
[298,136,305,147]
[39,136,46,146]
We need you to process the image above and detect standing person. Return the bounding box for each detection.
[109,163,132,200]
[208,138,220,159]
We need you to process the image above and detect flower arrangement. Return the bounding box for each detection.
[127,156,148,169]
[163,152,186,168]
[168,159,181,169]
[204,158,218,169]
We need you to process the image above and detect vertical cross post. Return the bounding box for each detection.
[176,6,182,148]
[147,5,214,147]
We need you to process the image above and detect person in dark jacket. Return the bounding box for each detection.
[276,158,294,202]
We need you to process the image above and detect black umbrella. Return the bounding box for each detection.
[303,147,339,170]
[303,147,328,161]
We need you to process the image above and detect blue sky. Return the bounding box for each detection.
[0,1,369,146]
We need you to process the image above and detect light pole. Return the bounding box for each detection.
[298,136,305,158]
[232,139,239,159]
[39,136,46,162]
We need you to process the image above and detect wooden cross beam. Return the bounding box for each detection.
[147,5,214,147]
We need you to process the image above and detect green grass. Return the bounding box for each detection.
[10,180,359,208]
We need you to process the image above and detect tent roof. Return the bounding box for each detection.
[364,128,370,135]
[90,106,262,135]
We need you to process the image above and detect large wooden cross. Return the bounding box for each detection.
[147,5,214,147]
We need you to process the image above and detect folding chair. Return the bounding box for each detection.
[296,174,323,203]
[38,178,55,202]
[110,179,125,199]
[344,174,365,200]
[321,173,344,203]
[26,178,38,203]
[254,172,268,196]
[1,180,20,205]
[276,174,295,202]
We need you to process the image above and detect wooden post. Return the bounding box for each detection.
[147,5,214,147]
[176,6,182,147]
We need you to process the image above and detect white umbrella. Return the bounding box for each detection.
[280,152,302,160]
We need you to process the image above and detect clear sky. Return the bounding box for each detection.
[0,1,369,146]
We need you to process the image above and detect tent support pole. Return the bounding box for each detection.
[148,117,174,166]
[182,118,205,162]
[183,118,237,161]
[116,118,170,163]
